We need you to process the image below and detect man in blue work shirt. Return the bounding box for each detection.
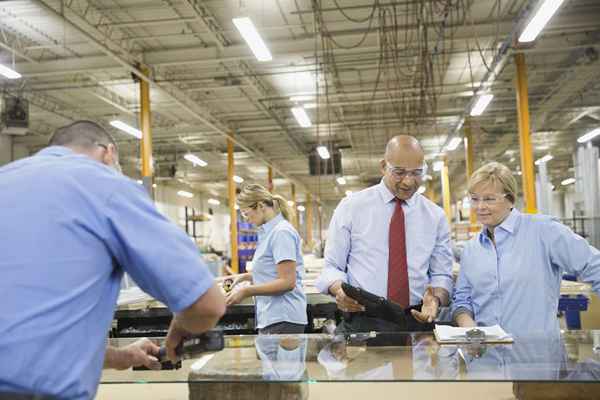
[0,121,225,400]
[315,135,454,332]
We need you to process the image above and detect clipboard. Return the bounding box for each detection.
[434,325,514,344]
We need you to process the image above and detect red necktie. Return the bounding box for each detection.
[388,198,410,308]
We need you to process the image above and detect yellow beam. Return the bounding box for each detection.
[514,53,537,214]
[227,138,239,274]
[306,193,313,248]
[139,65,153,195]
[267,166,273,192]
[463,117,477,225]
[441,157,452,223]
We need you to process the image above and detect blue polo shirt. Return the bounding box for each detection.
[252,213,307,329]
[0,146,214,399]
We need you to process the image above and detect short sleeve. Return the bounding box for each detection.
[271,229,299,265]
[103,183,214,313]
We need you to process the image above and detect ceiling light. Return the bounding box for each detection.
[433,161,444,172]
[446,137,462,151]
[177,190,194,198]
[316,145,330,160]
[110,120,142,139]
[233,175,244,183]
[577,127,600,144]
[184,153,207,167]
[534,154,553,165]
[470,94,494,116]
[297,205,305,212]
[234,204,240,210]
[0,64,21,79]
[417,186,426,194]
[152,183,157,188]
[345,190,353,196]
[290,95,315,102]
[291,107,311,128]
[136,180,143,184]
[561,177,576,186]
[232,17,272,62]
[287,200,295,207]
[208,198,220,205]
[518,0,565,43]
[336,176,347,185]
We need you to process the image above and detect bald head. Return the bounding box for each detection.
[384,135,424,160]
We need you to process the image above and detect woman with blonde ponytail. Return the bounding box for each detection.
[226,183,307,334]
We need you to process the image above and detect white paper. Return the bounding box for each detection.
[434,324,512,341]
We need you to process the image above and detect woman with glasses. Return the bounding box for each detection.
[452,162,600,336]
[226,183,307,334]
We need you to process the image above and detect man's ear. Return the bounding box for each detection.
[379,159,386,176]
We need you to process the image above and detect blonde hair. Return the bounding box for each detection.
[468,162,517,203]
[237,183,294,221]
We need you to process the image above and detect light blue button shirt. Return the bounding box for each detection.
[452,208,600,336]
[0,146,214,399]
[315,180,454,304]
[252,213,307,329]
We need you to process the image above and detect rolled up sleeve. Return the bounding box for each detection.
[315,199,351,294]
[428,214,454,294]
[451,248,475,319]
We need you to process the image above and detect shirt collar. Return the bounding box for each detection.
[478,207,520,243]
[35,146,76,157]
[376,179,417,207]
[258,213,284,235]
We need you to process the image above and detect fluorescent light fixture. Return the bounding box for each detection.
[233,175,244,183]
[232,17,272,62]
[336,176,347,185]
[577,127,600,144]
[303,103,318,109]
[561,177,576,186]
[208,198,220,205]
[152,183,157,188]
[446,137,462,151]
[110,120,142,139]
[177,190,194,198]
[0,64,22,79]
[417,186,426,194]
[470,94,494,116]
[518,0,565,43]
[136,180,143,184]
[535,154,553,165]
[455,118,464,132]
[287,200,295,207]
[345,190,353,196]
[316,145,330,160]
[291,107,312,128]
[290,95,315,102]
[184,153,207,167]
[297,205,305,212]
[433,161,444,172]
[550,184,555,190]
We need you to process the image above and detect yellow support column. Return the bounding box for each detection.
[291,183,298,229]
[306,193,313,248]
[228,138,239,274]
[139,66,153,196]
[463,118,477,227]
[441,157,452,223]
[514,53,537,214]
[267,166,274,192]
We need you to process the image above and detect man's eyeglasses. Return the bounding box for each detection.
[469,194,508,206]
[385,162,424,180]
[96,142,122,173]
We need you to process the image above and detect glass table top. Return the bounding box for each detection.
[101,330,600,384]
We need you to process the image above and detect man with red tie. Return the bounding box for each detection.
[315,135,453,332]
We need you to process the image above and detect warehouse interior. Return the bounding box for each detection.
[1,0,600,399]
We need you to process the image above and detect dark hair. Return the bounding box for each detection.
[49,120,117,151]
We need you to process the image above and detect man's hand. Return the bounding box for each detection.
[411,287,439,323]
[105,338,161,370]
[329,281,365,313]
[164,317,191,363]
[225,286,249,306]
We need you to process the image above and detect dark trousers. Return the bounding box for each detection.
[0,393,56,400]
[258,321,306,334]
[335,311,434,334]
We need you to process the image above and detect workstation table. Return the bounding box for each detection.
[100,330,600,400]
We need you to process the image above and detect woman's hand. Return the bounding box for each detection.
[225,286,250,306]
